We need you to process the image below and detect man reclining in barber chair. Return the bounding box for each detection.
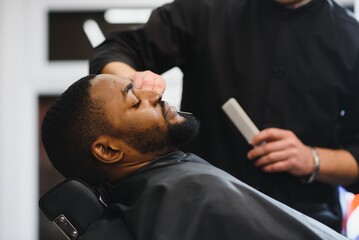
[40,74,348,240]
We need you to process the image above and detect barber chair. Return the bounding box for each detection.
[39,178,133,240]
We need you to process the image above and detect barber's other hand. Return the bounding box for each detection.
[247,128,314,177]
[130,70,166,94]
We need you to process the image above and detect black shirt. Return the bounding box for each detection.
[90,0,359,231]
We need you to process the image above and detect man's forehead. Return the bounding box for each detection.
[89,74,131,99]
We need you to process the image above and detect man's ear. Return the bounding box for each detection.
[92,136,124,164]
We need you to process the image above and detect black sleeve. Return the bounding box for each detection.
[89,0,200,74]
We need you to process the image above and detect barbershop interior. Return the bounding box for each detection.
[1,0,359,239]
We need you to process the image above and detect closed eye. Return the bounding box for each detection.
[132,100,141,109]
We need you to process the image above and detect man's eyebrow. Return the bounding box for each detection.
[122,82,134,98]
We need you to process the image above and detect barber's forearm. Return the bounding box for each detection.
[316,148,359,185]
[101,62,137,78]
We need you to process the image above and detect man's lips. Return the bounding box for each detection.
[161,101,177,118]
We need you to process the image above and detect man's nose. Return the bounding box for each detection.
[137,90,162,106]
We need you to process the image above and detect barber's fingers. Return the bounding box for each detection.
[247,128,313,176]
[250,128,291,146]
[253,148,287,168]
[142,75,166,93]
[130,70,166,93]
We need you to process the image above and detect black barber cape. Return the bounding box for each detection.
[99,151,347,240]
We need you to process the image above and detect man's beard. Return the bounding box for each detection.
[121,113,200,154]
[168,113,200,148]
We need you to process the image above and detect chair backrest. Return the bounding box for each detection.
[39,178,133,240]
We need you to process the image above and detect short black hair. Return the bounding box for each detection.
[41,74,113,186]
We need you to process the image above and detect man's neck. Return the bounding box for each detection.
[112,147,177,180]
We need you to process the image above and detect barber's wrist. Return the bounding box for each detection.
[302,147,320,184]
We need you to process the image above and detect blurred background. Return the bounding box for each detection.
[0,0,357,239]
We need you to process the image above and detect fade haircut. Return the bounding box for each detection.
[41,74,114,186]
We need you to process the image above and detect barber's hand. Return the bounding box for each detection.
[130,70,166,94]
[247,128,314,177]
